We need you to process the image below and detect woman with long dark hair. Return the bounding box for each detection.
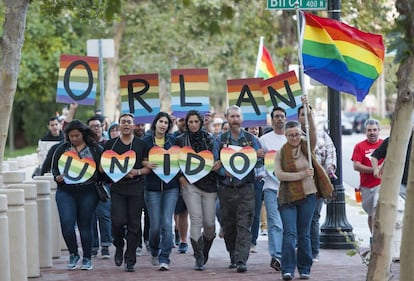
[51,120,103,270]
[175,110,220,270]
[142,112,179,271]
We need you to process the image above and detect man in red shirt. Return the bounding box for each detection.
[351,119,384,234]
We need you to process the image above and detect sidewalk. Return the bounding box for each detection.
[35,238,400,281]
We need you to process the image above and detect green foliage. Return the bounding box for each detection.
[2,0,399,148]
[4,146,37,159]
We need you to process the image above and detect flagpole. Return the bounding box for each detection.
[254,36,264,78]
[296,5,312,168]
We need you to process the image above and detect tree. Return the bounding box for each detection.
[0,0,30,164]
[366,0,414,280]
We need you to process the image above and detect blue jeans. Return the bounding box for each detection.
[55,184,99,259]
[310,198,323,258]
[92,196,112,250]
[251,179,264,245]
[145,188,179,265]
[263,189,283,259]
[279,194,316,276]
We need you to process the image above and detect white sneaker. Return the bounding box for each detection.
[159,263,169,271]
[136,247,142,257]
[261,229,268,236]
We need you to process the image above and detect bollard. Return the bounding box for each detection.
[24,180,53,268]
[8,184,40,277]
[0,195,11,281]
[1,171,26,185]
[0,189,28,281]
[4,160,19,171]
[33,175,62,257]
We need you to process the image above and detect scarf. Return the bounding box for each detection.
[187,129,211,152]
[278,140,333,206]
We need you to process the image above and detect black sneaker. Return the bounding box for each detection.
[236,262,247,273]
[270,257,281,271]
[177,242,188,254]
[114,247,123,266]
[124,263,135,272]
[101,247,110,259]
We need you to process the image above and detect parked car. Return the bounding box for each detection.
[352,112,370,133]
[341,112,353,135]
[316,113,353,135]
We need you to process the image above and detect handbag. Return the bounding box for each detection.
[96,182,110,202]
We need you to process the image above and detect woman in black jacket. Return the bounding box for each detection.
[51,120,103,271]
[175,110,221,270]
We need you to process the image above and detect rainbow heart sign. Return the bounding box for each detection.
[178,146,214,184]
[58,150,96,184]
[101,150,136,183]
[220,146,257,180]
[264,150,278,181]
[148,146,181,183]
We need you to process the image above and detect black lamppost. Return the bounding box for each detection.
[319,0,355,249]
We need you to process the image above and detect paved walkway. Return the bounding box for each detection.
[34,185,401,281]
[35,239,400,281]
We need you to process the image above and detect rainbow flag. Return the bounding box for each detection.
[254,37,277,79]
[301,12,384,102]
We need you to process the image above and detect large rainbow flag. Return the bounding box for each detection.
[254,37,277,79]
[301,12,384,102]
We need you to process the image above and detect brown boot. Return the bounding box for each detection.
[203,235,215,265]
[191,238,205,270]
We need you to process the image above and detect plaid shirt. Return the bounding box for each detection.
[314,130,336,172]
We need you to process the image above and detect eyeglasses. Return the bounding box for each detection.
[286,133,301,139]
[273,114,285,119]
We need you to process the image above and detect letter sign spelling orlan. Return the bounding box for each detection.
[119,73,161,124]
[56,55,98,106]
[170,69,210,118]
[260,70,302,121]
[227,78,267,127]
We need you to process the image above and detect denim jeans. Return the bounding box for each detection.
[92,184,112,250]
[251,179,264,245]
[55,184,99,259]
[145,188,179,265]
[181,183,217,240]
[279,193,316,276]
[310,198,323,258]
[263,189,283,259]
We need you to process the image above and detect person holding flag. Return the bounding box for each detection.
[274,96,333,280]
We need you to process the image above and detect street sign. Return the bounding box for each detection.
[267,0,327,10]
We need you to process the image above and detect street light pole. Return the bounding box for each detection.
[320,0,355,249]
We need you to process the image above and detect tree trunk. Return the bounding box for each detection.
[366,30,414,281]
[0,0,30,170]
[400,130,414,280]
[105,19,125,123]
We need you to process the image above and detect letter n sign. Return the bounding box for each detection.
[56,55,99,105]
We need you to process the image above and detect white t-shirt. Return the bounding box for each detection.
[259,131,287,191]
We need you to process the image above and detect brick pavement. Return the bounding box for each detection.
[34,237,400,281]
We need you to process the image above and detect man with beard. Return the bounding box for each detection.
[351,119,383,235]
[214,105,264,273]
